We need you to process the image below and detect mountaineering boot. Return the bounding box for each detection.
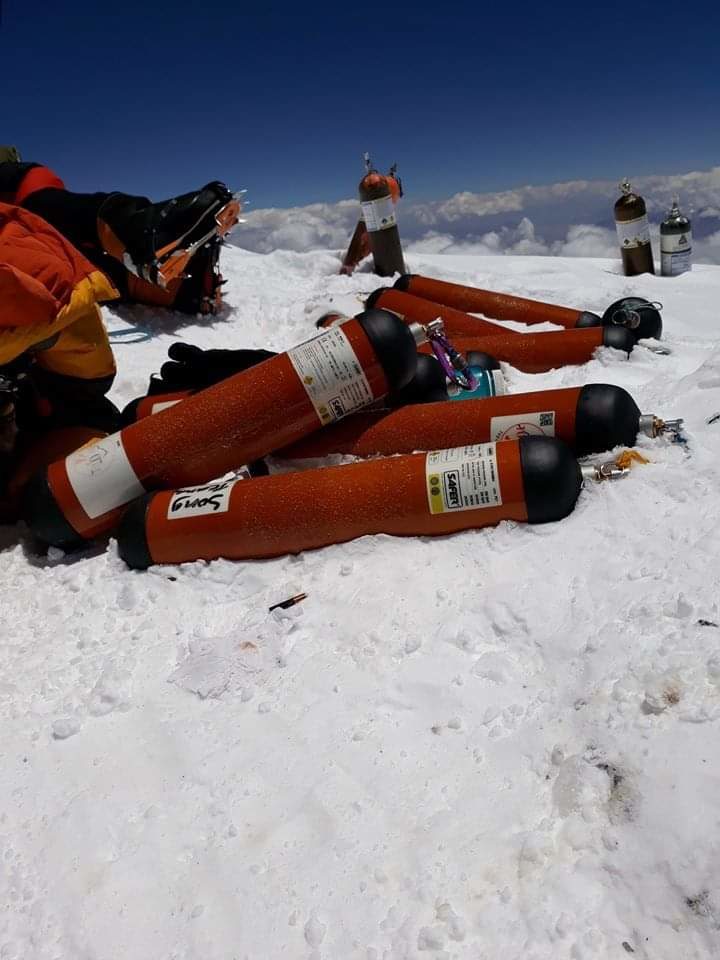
[96,181,242,288]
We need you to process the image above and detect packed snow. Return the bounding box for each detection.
[2,246,720,959]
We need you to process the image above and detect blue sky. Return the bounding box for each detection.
[2,0,719,208]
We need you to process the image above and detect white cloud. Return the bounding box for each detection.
[405,220,618,260]
[237,200,357,254]
[695,229,720,263]
[231,166,720,263]
[552,224,618,259]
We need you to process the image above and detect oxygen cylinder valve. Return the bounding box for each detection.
[580,460,629,482]
[638,415,685,443]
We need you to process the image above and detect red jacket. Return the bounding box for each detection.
[0,162,65,205]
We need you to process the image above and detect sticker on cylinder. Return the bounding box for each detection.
[426,444,502,515]
[65,436,145,519]
[151,399,183,415]
[167,477,239,519]
[490,411,555,440]
[361,196,396,232]
[491,370,507,396]
[615,215,650,249]
[288,325,374,425]
[661,231,692,276]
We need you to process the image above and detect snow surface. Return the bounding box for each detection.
[2,247,720,959]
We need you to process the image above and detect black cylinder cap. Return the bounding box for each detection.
[364,287,392,310]
[21,471,87,550]
[602,297,662,341]
[120,396,144,427]
[356,308,419,392]
[116,494,154,570]
[466,350,501,372]
[601,325,635,354]
[519,436,582,524]
[393,274,415,292]
[388,354,448,406]
[314,311,344,330]
[574,383,641,457]
[575,311,603,328]
[248,458,269,477]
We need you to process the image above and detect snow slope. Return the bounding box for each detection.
[2,248,720,960]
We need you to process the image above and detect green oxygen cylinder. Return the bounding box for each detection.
[660,197,692,277]
[614,178,655,277]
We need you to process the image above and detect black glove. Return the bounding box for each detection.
[153,342,277,393]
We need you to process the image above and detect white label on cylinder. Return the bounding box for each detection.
[491,369,507,396]
[361,195,397,232]
[150,399,183,415]
[65,435,145,519]
[661,231,692,276]
[615,215,651,249]
[287,325,375,425]
[167,477,239,519]
[426,443,502,515]
[490,411,556,441]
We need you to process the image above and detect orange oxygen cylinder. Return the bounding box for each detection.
[358,155,406,277]
[418,327,634,374]
[364,287,514,338]
[24,309,425,549]
[121,353,450,424]
[341,167,402,275]
[278,383,675,461]
[0,426,108,524]
[340,220,371,276]
[394,274,663,340]
[117,436,582,569]
[393,274,600,329]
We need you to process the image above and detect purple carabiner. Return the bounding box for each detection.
[427,326,478,391]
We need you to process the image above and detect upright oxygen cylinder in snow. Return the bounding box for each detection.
[660,197,692,277]
[359,154,407,277]
[341,164,403,276]
[614,178,655,276]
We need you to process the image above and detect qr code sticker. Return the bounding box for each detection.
[539,413,554,427]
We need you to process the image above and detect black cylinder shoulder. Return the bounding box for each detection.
[393,274,415,292]
[116,495,154,570]
[519,436,582,524]
[602,325,635,353]
[120,396,143,427]
[575,311,603,328]
[602,297,662,341]
[466,350,500,372]
[248,458,269,477]
[21,472,86,550]
[575,383,641,457]
[389,354,448,406]
[364,287,392,310]
[356,308,418,391]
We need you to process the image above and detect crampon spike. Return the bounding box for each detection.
[151,194,243,288]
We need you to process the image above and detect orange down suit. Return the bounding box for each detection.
[0,203,119,516]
